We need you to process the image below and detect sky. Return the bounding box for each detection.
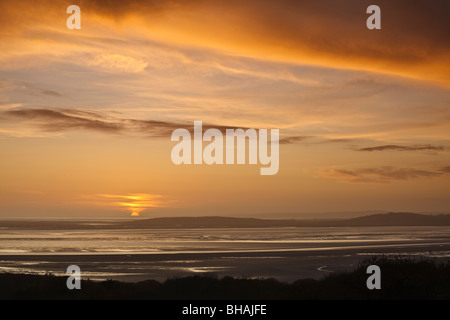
[0,0,449,218]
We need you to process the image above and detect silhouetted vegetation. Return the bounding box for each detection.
[1,256,449,299]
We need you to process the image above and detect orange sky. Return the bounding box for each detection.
[0,0,449,218]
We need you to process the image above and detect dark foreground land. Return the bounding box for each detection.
[1,256,450,300]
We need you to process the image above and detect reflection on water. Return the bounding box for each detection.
[1,226,450,255]
[1,226,450,282]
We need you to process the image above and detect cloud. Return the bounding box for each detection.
[279,136,313,144]
[440,166,450,173]
[2,108,123,134]
[355,144,446,152]
[279,136,356,145]
[321,166,444,183]
[40,90,62,97]
[90,54,148,73]
[1,1,449,143]
[0,108,256,138]
[1,0,450,85]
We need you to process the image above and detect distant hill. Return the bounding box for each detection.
[342,212,450,226]
[120,216,301,228]
[119,212,450,229]
[1,212,449,229]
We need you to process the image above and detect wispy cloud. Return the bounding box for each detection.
[40,90,62,97]
[0,108,254,138]
[278,135,355,145]
[440,166,450,174]
[277,135,312,145]
[321,166,445,183]
[355,144,446,152]
[1,108,123,134]
[89,54,148,73]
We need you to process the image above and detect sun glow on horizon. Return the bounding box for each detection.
[95,193,169,217]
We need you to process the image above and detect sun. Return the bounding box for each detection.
[96,193,168,217]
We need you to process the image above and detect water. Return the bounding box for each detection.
[1,226,450,282]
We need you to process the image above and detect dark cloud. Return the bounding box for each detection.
[322,166,444,183]
[127,119,186,137]
[1,0,449,84]
[3,109,123,134]
[440,166,450,173]
[40,90,62,97]
[0,108,253,137]
[320,138,354,144]
[279,136,355,145]
[279,136,312,144]
[356,144,446,152]
[130,119,252,137]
